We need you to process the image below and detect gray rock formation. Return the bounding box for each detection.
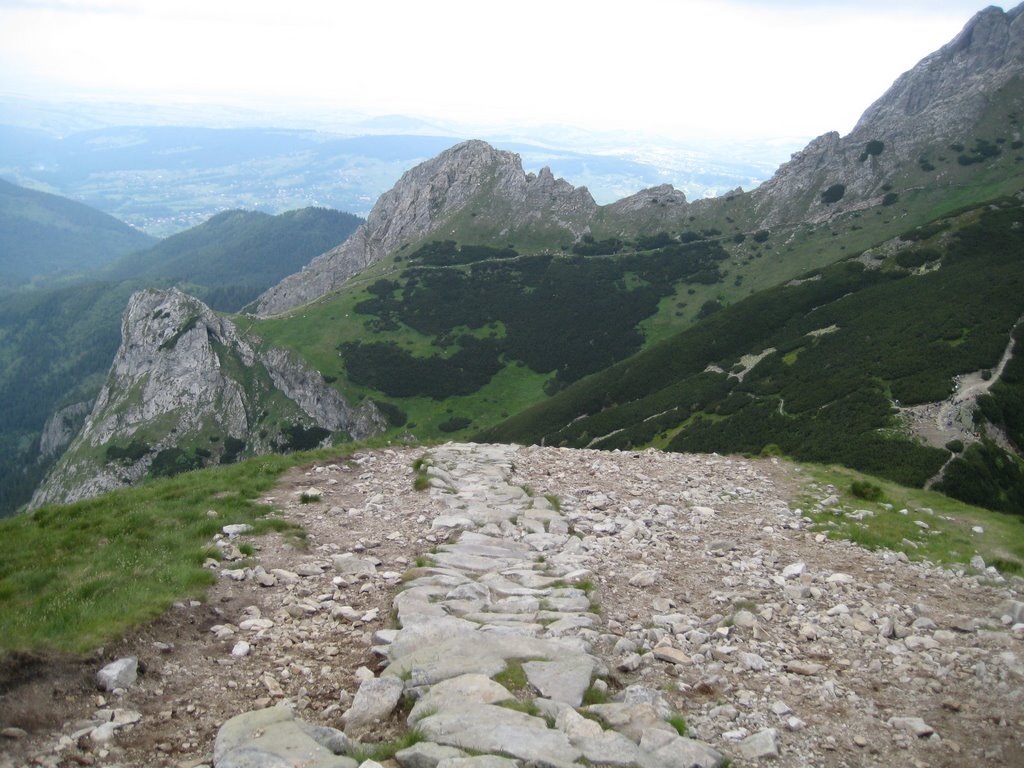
[38,400,91,459]
[752,4,1024,227]
[31,288,384,507]
[253,140,596,316]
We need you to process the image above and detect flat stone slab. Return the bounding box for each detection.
[344,676,405,736]
[478,572,551,597]
[584,703,676,743]
[388,617,481,660]
[638,728,726,768]
[408,674,514,725]
[439,543,532,560]
[430,551,527,573]
[417,704,581,767]
[214,707,356,768]
[395,741,465,768]
[523,655,597,706]
[383,635,584,686]
[393,587,449,625]
[575,730,642,767]
[437,757,518,768]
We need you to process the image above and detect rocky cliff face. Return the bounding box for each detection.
[252,140,597,316]
[751,5,1024,228]
[31,288,384,507]
[37,401,91,460]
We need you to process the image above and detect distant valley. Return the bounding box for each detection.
[0,126,772,237]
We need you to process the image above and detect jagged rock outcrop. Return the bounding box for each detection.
[752,4,1024,227]
[253,140,596,316]
[604,183,688,214]
[37,401,91,460]
[31,289,384,508]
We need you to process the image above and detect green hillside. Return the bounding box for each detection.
[482,197,1024,513]
[103,207,362,311]
[0,178,155,287]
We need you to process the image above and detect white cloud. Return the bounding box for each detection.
[0,0,1000,141]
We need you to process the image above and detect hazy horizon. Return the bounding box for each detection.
[0,0,1002,149]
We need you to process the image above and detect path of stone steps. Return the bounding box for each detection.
[214,443,730,768]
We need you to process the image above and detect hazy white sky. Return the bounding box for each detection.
[0,0,1005,142]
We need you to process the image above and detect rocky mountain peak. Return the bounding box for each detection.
[31,288,383,507]
[253,140,596,317]
[853,3,1024,137]
[750,3,1024,228]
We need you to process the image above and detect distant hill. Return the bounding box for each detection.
[0,178,155,287]
[104,207,362,311]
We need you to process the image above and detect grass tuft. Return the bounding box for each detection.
[347,729,424,762]
[667,713,688,736]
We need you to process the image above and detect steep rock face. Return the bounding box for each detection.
[752,4,1024,227]
[31,289,383,508]
[253,140,596,316]
[37,401,91,460]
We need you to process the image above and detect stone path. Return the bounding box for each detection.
[216,443,729,767]
[5,443,1022,768]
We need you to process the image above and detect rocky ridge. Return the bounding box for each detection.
[253,141,597,316]
[6,443,1021,768]
[751,4,1024,227]
[31,288,384,508]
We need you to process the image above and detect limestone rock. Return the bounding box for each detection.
[343,676,405,736]
[96,657,138,692]
[31,289,384,507]
[214,707,356,768]
[254,141,596,316]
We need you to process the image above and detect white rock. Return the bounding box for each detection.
[231,641,251,657]
[96,657,138,692]
[782,562,805,579]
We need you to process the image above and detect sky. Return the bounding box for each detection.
[0,0,1007,144]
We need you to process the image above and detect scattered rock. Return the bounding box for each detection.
[96,657,138,692]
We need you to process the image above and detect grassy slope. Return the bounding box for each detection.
[1,442,1020,655]
[796,462,1024,575]
[481,196,1024,498]
[0,452,303,652]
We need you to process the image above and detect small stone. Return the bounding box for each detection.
[853,735,868,747]
[222,524,253,537]
[733,610,757,628]
[96,657,138,692]
[628,570,659,587]
[651,597,673,613]
[889,717,934,738]
[1,727,28,739]
[231,641,251,657]
[737,728,780,760]
[738,652,767,671]
[784,660,823,676]
[782,562,805,579]
[653,647,691,666]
